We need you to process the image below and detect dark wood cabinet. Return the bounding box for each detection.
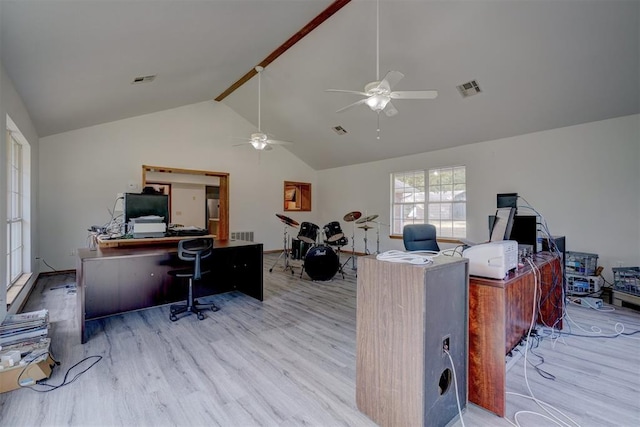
[77,240,263,343]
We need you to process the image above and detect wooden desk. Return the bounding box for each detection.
[468,253,563,417]
[77,239,263,343]
[96,234,215,249]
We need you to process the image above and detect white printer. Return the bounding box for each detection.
[463,240,518,279]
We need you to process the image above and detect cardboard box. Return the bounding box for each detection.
[0,355,55,393]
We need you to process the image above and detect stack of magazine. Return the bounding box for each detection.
[0,309,49,348]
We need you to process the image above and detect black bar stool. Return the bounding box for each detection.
[168,237,219,321]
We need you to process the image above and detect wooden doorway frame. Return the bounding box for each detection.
[142,165,229,240]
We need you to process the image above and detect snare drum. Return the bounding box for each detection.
[323,221,344,243]
[304,245,339,281]
[327,236,348,248]
[297,222,319,244]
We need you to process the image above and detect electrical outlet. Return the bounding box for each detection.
[442,335,450,356]
[69,248,76,256]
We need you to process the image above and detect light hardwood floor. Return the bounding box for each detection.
[1,253,639,426]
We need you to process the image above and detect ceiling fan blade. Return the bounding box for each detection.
[377,71,405,92]
[384,101,398,117]
[336,98,369,113]
[390,90,438,99]
[326,89,369,96]
[263,144,274,151]
[267,139,293,146]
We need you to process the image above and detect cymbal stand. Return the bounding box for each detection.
[269,223,295,275]
[375,221,381,254]
[341,222,357,272]
[363,226,370,255]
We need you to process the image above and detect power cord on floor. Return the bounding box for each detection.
[35,257,58,272]
[443,348,466,427]
[18,353,103,393]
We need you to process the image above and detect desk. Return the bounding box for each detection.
[77,239,262,343]
[468,253,563,417]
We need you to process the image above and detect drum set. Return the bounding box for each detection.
[269,211,385,281]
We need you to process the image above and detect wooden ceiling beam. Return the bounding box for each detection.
[214,0,351,102]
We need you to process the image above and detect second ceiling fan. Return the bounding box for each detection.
[326,0,438,118]
[236,66,291,151]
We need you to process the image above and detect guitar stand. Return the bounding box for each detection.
[269,224,295,275]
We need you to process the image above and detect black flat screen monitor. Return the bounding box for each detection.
[497,193,518,213]
[124,193,170,226]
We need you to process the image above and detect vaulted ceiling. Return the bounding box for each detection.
[2,0,638,170]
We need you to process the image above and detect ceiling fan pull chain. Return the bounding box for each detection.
[377,113,381,140]
[256,66,263,132]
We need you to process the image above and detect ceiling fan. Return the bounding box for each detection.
[235,66,292,151]
[326,0,438,121]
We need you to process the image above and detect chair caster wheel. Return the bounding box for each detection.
[197,313,205,320]
[170,315,177,322]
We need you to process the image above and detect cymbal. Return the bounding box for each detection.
[276,213,299,227]
[343,211,362,222]
[358,224,373,230]
[356,214,378,224]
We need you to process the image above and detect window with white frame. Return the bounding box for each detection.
[428,166,466,238]
[6,130,23,289]
[391,166,466,239]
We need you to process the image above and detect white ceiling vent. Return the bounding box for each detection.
[131,75,157,84]
[457,80,481,98]
[332,125,348,135]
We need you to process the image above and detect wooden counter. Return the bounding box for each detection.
[96,234,215,248]
[77,239,263,343]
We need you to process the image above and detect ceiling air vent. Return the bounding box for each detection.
[457,80,481,98]
[131,75,157,84]
[332,125,348,135]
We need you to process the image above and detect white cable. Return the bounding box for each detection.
[375,250,435,264]
[443,349,466,427]
[512,258,581,427]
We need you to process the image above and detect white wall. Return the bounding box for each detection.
[38,101,318,270]
[316,114,640,279]
[171,183,206,228]
[0,62,41,317]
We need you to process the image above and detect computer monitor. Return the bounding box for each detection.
[124,193,170,226]
[497,193,518,214]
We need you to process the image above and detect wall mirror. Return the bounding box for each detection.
[142,165,229,240]
[284,181,311,211]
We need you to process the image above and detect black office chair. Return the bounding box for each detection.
[168,237,219,321]
[402,224,440,252]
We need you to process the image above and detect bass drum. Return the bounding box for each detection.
[304,245,339,281]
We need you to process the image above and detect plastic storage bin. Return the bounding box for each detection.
[565,251,599,276]
[613,267,640,296]
[566,274,603,296]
